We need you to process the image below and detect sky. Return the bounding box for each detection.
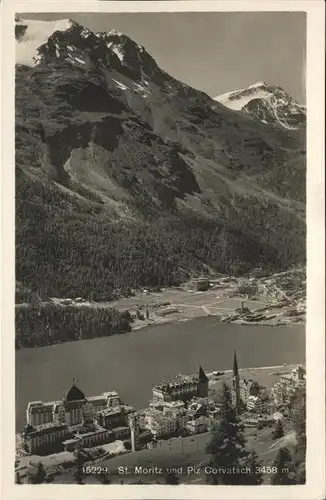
[21,12,306,103]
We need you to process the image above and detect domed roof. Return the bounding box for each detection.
[65,382,85,402]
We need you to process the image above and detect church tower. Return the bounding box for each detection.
[232,351,241,412]
[197,365,209,398]
[128,413,140,452]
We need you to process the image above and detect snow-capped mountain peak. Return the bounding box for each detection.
[15,18,163,86]
[248,81,268,89]
[97,30,146,68]
[214,82,271,111]
[15,18,77,66]
[104,29,125,38]
[214,82,306,130]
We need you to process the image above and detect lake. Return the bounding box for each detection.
[16,317,305,430]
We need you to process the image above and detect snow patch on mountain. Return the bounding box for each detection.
[16,18,74,66]
[111,46,125,63]
[111,78,129,91]
[248,81,268,89]
[214,82,272,111]
[105,29,125,38]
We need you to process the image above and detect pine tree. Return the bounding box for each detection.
[232,351,241,412]
[270,447,294,485]
[272,419,284,440]
[205,383,248,485]
[146,309,149,320]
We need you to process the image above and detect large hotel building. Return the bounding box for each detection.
[152,366,209,403]
[23,382,135,453]
[26,384,122,427]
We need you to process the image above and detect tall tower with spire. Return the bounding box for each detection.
[232,351,241,412]
[128,413,140,452]
[197,365,209,398]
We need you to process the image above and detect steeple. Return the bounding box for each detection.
[198,365,209,383]
[233,351,239,379]
[197,366,209,398]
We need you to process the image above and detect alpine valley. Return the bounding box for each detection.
[15,18,306,302]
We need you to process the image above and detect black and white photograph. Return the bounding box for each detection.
[1,1,325,498]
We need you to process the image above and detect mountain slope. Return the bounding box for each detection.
[214,81,306,130]
[15,19,306,300]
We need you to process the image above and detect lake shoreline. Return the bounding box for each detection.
[15,311,305,351]
[16,318,305,429]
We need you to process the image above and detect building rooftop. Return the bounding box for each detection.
[74,426,108,438]
[30,403,55,414]
[27,401,43,408]
[28,422,67,436]
[96,407,123,417]
[88,397,107,406]
[101,391,119,398]
[154,377,197,392]
[65,383,86,402]
[62,438,80,445]
[33,421,67,430]
[147,410,179,422]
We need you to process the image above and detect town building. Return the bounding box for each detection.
[187,397,210,418]
[71,425,114,449]
[280,366,306,386]
[26,383,123,428]
[190,278,210,292]
[155,400,186,411]
[186,416,209,434]
[152,366,209,403]
[143,405,189,439]
[247,395,274,414]
[271,366,306,408]
[23,422,70,454]
[111,426,130,441]
[271,381,288,406]
[23,382,133,453]
[95,405,135,430]
[236,280,259,298]
[232,377,260,408]
[239,379,260,403]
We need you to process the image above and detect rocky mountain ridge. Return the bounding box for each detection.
[214,81,306,130]
[15,18,306,300]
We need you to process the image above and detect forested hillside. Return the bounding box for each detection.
[15,19,306,302]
